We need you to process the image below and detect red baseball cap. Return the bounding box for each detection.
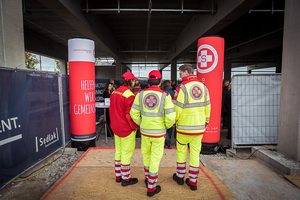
[149,70,162,80]
[122,72,138,81]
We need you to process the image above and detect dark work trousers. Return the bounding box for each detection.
[106,108,113,136]
[165,127,173,146]
[223,112,228,128]
[226,114,231,139]
[136,129,141,138]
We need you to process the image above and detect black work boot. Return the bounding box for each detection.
[173,173,184,185]
[116,178,122,183]
[185,178,197,190]
[121,178,138,186]
[147,185,161,197]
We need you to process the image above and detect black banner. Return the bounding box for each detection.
[61,75,71,143]
[0,68,62,189]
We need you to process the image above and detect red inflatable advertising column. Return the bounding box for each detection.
[197,36,224,152]
[68,38,96,148]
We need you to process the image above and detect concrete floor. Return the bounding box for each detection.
[42,148,237,200]
[205,160,300,200]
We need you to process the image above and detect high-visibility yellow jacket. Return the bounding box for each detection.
[173,75,211,135]
[130,85,176,138]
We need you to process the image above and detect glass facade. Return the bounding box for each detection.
[131,63,193,81]
[27,52,60,73]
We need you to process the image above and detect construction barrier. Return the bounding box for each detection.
[0,67,66,189]
[0,65,123,189]
[61,75,71,143]
[231,74,281,148]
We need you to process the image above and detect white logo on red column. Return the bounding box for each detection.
[199,50,212,68]
[197,44,218,73]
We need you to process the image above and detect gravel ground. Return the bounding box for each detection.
[0,118,252,200]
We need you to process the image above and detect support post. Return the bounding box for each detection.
[0,0,25,68]
[278,0,300,162]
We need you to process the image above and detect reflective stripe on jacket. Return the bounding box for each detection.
[173,75,211,135]
[130,85,176,138]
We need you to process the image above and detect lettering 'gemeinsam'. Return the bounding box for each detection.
[81,80,95,90]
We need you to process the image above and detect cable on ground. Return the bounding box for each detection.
[228,148,272,160]
[15,146,66,181]
[13,155,55,182]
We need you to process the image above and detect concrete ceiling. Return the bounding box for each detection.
[23,0,285,68]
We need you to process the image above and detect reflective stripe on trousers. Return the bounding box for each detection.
[188,165,199,186]
[148,172,158,193]
[115,160,121,179]
[144,166,149,180]
[176,162,186,179]
[121,164,131,181]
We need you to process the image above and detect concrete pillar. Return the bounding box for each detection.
[0,0,25,68]
[122,65,128,74]
[224,60,231,81]
[278,0,300,162]
[60,60,67,74]
[115,60,121,79]
[171,60,177,82]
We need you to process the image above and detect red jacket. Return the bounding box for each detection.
[109,85,139,137]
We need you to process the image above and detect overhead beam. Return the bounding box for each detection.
[225,29,283,60]
[247,62,276,70]
[160,0,265,66]
[82,8,217,14]
[24,28,67,61]
[38,0,123,61]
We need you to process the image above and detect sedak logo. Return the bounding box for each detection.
[197,44,218,74]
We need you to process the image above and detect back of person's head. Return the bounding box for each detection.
[162,80,172,90]
[102,83,113,97]
[179,64,194,75]
[134,81,140,87]
[148,70,162,86]
[120,72,137,87]
[224,80,230,86]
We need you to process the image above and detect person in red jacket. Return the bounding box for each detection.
[109,72,139,186]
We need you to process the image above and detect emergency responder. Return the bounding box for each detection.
[172,64,211,191]
[109,72,139,186]
[130,70,176,197]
